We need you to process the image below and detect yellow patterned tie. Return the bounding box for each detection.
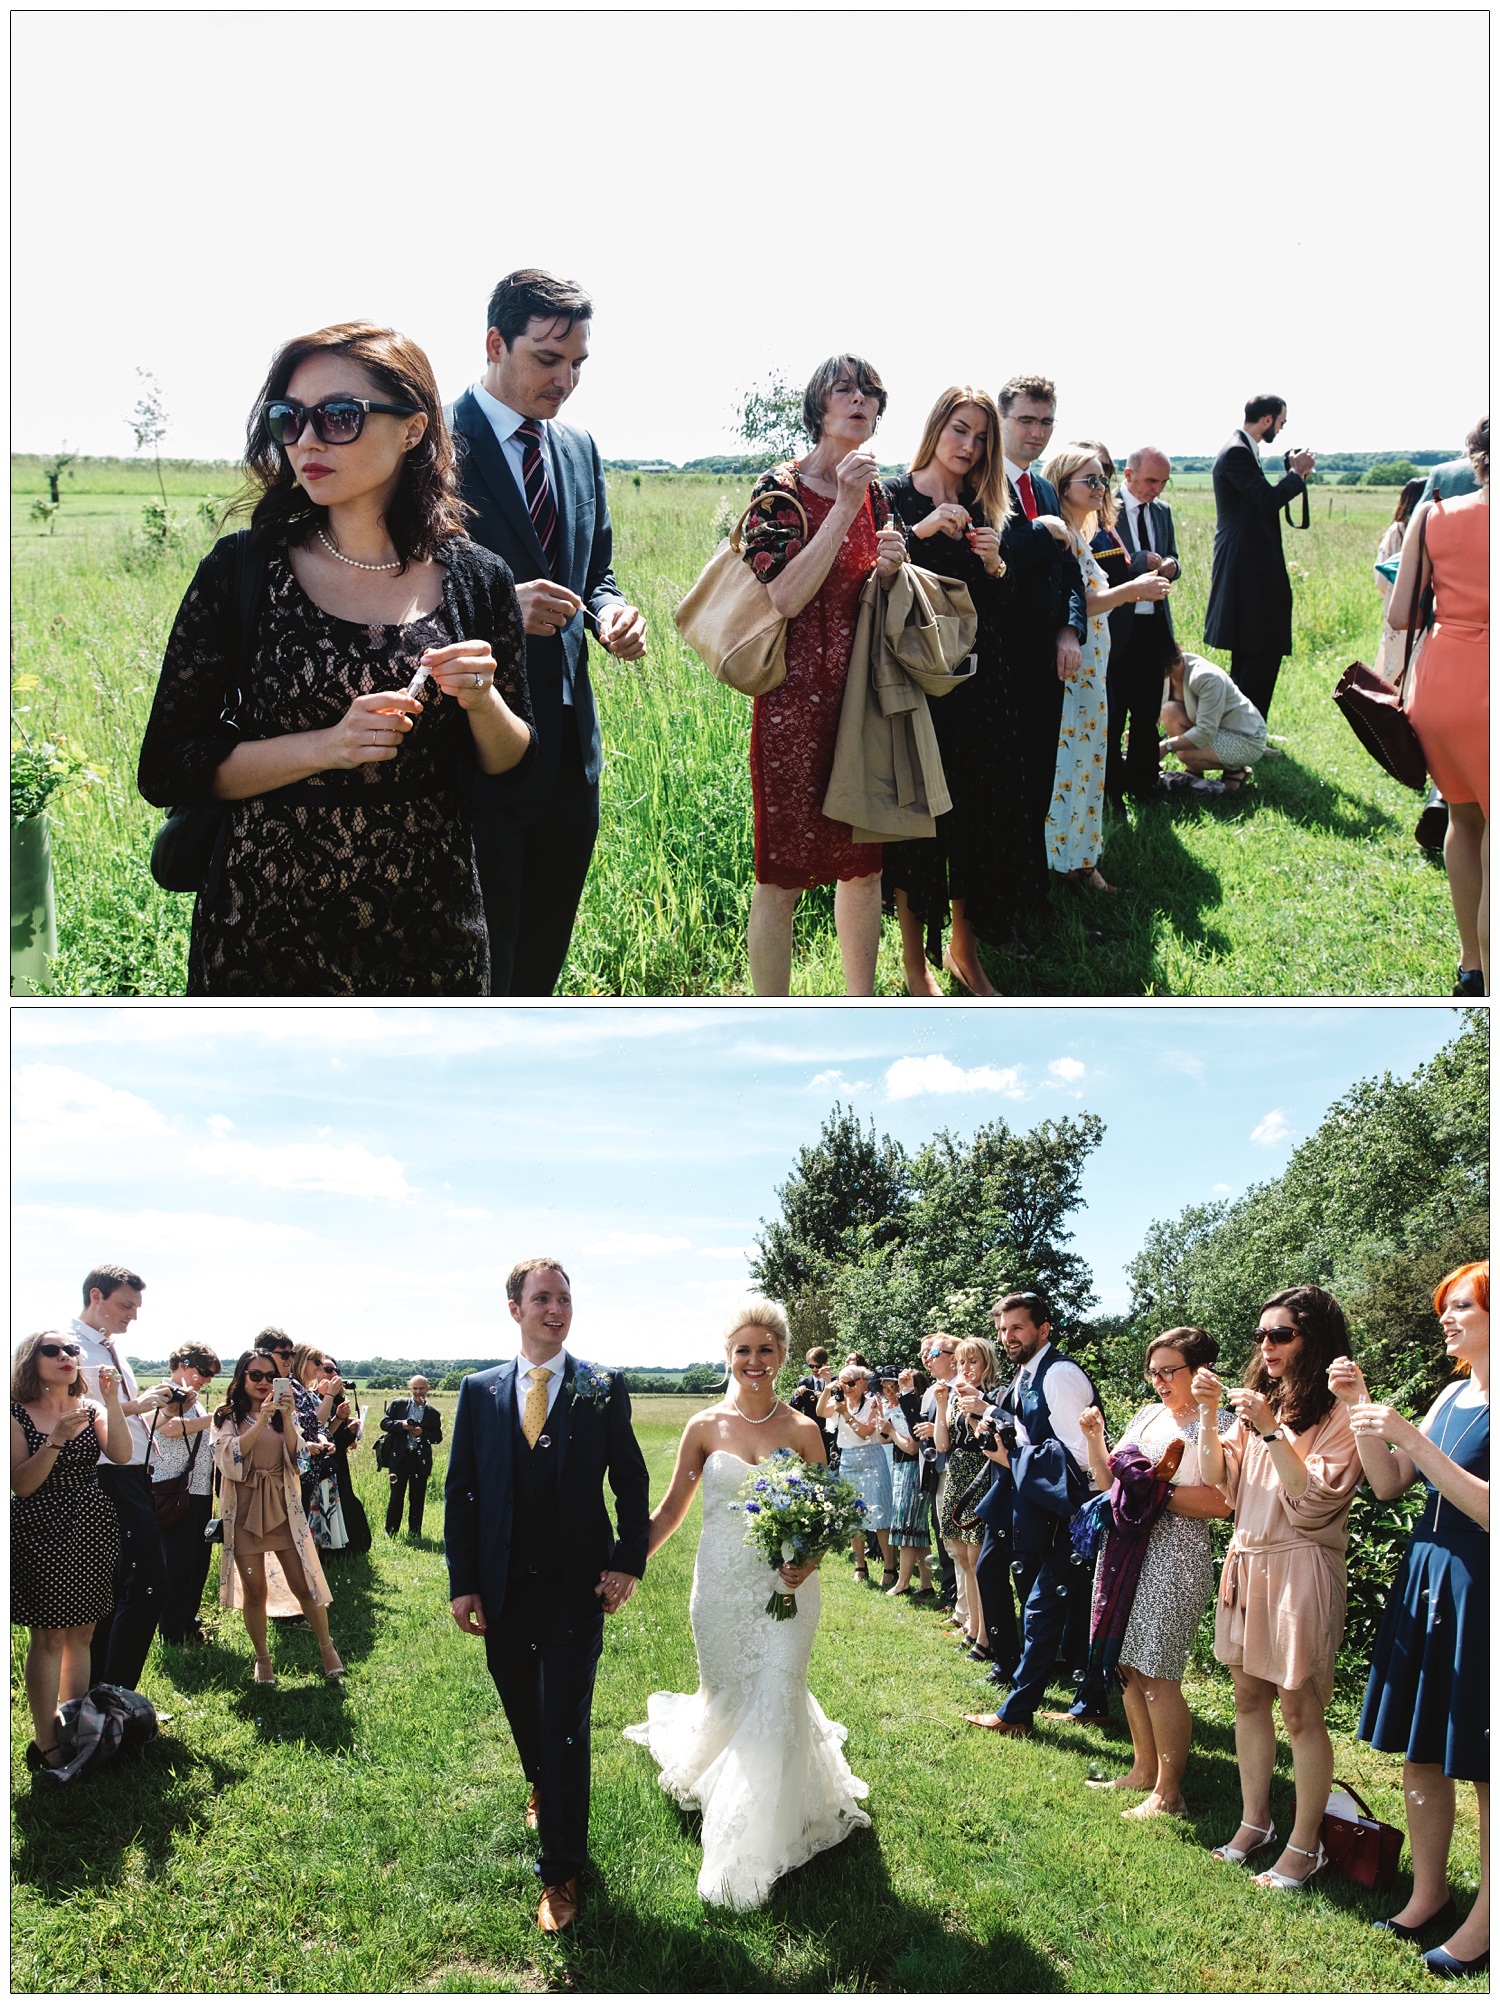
[521,1366,553,1448]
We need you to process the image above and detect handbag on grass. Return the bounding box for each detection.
[1319,1779,1404,1891]
[674,485,811,696]
[1331,505,1429,792]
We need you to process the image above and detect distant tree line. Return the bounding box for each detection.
[122,1357,707,1395]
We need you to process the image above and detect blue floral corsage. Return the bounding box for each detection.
[570,1360,613,1411]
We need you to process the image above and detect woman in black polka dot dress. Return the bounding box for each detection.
[10,1332,133,1771]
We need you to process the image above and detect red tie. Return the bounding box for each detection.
[1018,470,1038,521]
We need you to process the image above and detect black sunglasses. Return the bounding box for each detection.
[38,1341,83,1359]
[244,1369,277,1383]
[263,397,418,447]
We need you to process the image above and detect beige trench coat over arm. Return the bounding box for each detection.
[822,563,979,844]
[212,1417,333,1614]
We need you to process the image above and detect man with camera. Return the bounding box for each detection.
[788,1346,838,1467]
[380,1375,443,1538]
[962,1291,1100,1738]
[1203,395,1315,721]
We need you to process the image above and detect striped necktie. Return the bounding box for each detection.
[514,419,558,567]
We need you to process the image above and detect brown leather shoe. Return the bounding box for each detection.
[963,1713,1032,1737]
[524,1786,541,1832]
[537,1879,579,1933]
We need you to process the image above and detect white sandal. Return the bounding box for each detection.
[1212,1820,1276,1865]
[1254,1839,1326,1890]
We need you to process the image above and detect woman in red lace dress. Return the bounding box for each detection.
[739,355,907,994]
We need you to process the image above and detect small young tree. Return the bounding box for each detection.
[43,449,75,506]
[733,370,807,470]
[128,368,171,505]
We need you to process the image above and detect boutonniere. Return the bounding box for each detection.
[569,1361,613,1411]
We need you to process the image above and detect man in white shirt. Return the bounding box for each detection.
[1106,448,1182,806]
[71,1263,177,1689]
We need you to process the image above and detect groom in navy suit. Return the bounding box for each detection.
[445,1259,650,1933]
[449,269,647,995]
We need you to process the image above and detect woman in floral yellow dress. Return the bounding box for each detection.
[1035,446,1171,890]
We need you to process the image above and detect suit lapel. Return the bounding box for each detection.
[454,391,552,576]
[551,1355,577,1481]
[549,424,575,586]
[490,1360,518,1496]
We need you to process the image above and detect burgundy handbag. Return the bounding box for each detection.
[1320,1779,1405,1891]
[1332,508,1430,792]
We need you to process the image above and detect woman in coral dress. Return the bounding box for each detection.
[739,355,907,995]
[1387,418,1489,995]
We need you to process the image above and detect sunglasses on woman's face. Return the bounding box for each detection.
[245,1369,277,1384]
[1069,475,1109,492]
[1258,1325,1298,1346]
[38,1342,83,1359]
[263,397,418,447]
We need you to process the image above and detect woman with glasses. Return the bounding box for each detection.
[1076,1328,1237,1820]
[138,322,535,996]
[212,1351,344,1686]
[1193,1287,1363,1890]
[1333,1263,1489,1977]
[147,1343,221,1645]
[816,1362,896,1583]
[10,1333,132,1770]
[1033,445,1171,891]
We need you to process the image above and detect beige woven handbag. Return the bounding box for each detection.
[674,487,811,696]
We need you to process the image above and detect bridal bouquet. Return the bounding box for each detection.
[731,1448,866,1619]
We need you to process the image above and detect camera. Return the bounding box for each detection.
[830,1385,846,1405]
[163,1382,191,1402]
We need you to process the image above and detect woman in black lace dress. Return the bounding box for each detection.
[138,322,534,994]
[881,387,1045,994]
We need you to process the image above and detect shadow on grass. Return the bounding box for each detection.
[11,1731,244,1900]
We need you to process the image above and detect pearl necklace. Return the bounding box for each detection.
[730,1393,782,1425]
[317,526,400,573]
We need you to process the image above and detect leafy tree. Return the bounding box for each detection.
[1126,1016,1487,1411]
[1362,458,1422,488]
[42,450,75,506]
[828,1114,1105,1356]
[128,368,171,505]
[733,369,806,469]
[680,1361,727,1394]
[437,1369,474,1392]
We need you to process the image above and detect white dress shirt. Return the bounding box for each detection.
[1119,482,1167,613]
[513,1349,570,1429]
[1003,454,1035,496]
[1236,428,1263,464]
[69,1316,150,1463]
[469,380,573,707]
[1006,1341,1095,1479]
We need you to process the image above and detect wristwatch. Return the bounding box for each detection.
[1259,1425,1281,1443]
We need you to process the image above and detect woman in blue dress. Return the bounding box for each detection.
[1330,1261,1489,1977]
[817,1360,894,1585]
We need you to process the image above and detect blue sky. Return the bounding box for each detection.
[11,1004,1467,1369]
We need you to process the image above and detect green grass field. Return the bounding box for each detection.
[11,462,1454,996]
[10,1395,1481,1993]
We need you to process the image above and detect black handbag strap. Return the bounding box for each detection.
[1397,504,1432,705]
[147,1394,205,1475]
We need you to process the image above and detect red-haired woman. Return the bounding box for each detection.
[139,323,534,995]
[1331,1263,1489,1976]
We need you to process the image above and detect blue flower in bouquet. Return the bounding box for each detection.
[569,1360,613,1411]
[730,1448,866,1620]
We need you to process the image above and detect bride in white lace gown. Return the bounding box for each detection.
[625,1300,870,1908]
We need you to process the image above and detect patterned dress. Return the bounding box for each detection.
[938,1396,993,1549]
[1045,529,1110,873]
[137,536,531,995]
[741,468,888,889]
[1104,1404,1240,1682]
[11,1402,119,1628]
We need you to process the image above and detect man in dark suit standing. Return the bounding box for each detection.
[445,1259,649,1934]
[379,1375,443,1537]
[1203,395,1315,720]
[449,270,647,995]
[1105,447,1182,805]
[996,376,1088,913]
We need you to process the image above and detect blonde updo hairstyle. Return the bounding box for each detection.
[722,1297,791,1361]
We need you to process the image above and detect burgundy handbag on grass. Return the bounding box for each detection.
[1332,507,1430,792]
[1319,1779,1404,1892]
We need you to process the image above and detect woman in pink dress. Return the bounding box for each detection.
[1388,417,1489,995]
[739,355,907,995]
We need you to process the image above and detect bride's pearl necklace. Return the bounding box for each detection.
[730,1394,782,1425]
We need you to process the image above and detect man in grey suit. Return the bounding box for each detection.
[1203,395,1315,720]
[1105,447,1181,805]
[449,271,647,995]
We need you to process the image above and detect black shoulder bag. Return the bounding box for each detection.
[149,530,267,898]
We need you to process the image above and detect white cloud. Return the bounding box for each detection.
[445,1206,493,1222]
[808,1069,850,1092]
[185,1137,413,1199]
[15,1204,315,1253]
[885,1055,1024,1100]
[1250,1110,1293,1148]
[1049,1058,1086,1081]
[14,1062,169,1141]
[206,1114,234,1135]
[1162,1052,1207,1083]
[1212,1182,1234,1195]
[584,1230,692,1258]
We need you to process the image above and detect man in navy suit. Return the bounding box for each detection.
[1105,447,1182,806]
[445,1259,649,1934]
[449,271,647,995]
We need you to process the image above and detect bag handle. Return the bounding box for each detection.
[729,478,811,554]
[1396,503,1432,706]
[1329,1776,1378,1822]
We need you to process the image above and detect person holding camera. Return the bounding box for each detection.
[935,1336,1006,1660]
[212,1351,344,1686]
[789,1347,838,1469]
[914,1334,960,1607]
[816,1360,895,1583]
[1203,394,1315,721]
[292,1343,347,1548]
[147,1344,221,1646]
[887,1366,935,1597]
[11,1332,133,1770]
[1194,1286,1362,1890]
[381,1376,443,1538]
